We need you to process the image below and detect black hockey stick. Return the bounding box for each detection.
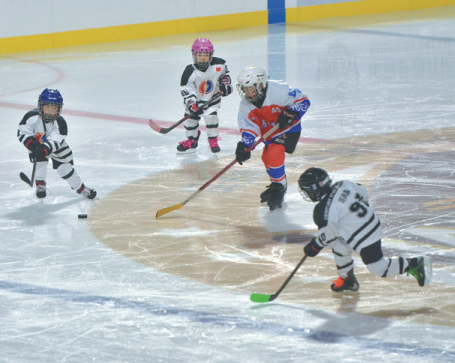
[250,254,308,303]
[19,157,37,187]
[149,93,220,134]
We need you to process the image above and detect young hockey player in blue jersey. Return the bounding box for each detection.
[17,88,97,199]
[298,167,432,292]
[177,38,233,154]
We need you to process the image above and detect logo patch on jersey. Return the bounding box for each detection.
[35,133,44,142]
[216,67,221,72]
[199,81,214,96]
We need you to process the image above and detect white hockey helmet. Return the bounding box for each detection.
[236,66,268,102]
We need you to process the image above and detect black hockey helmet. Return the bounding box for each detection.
[298,167,332,202]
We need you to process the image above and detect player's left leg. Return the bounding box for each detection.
[204,112,220,153]
[357,240,431,286]
[52,158,97,199]
[331,240,359,292]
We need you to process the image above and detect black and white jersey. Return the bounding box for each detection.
[313,180,383,251]
[180,57,229,109]
[17,109,73,163]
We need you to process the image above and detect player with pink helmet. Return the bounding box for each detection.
[177,38,233,154]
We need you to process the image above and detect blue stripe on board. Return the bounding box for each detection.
[268,0,286,24]
[1,279,455,361]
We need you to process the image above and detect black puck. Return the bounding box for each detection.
[78,214,88,219]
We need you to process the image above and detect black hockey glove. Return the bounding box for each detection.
[187,100,204,117]
[31,143,51,158]
[235,142,251,165]
[277,108,300,130]
[304,237,323,257]
[219,82,233,97]
[24,136,40,152]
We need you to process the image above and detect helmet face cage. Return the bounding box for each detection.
[298,168,332,202]
[236,66,268,103]
[38,88,63,123]
[192,38,214,71]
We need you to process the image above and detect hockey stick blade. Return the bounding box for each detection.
[19,172,33,187]
[156,203,183,218]
[250,255,308,303]
[148,119,163,133]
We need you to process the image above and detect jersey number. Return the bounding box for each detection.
[349,194,368,217]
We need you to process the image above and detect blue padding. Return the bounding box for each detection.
[268,9,286,24]
[268,0,285,10]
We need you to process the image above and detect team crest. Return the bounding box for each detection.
[199,81,214,96]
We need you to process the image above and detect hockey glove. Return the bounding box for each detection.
[235,142,251,165]
[277,108,300,130]
[186,100,204,117]
[219,82,233,97]
[304,237,323,257]
[31,143,51,158]
[24,136,40,152]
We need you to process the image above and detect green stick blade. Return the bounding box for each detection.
[250,293,272,303]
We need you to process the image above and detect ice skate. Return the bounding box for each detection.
[406,257,432,286]
[76,183,97,199]
[208,136,221,153]
[267,182,287,211]
[331,269,359,292]
[177,131,200,154]
[260,184,272,203]
[35,180,46,199]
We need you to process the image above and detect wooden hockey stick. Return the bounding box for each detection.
[149,93,220,135]
[156,123,281,218]
[250,254,308,303]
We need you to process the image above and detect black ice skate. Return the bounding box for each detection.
[331,269,359,292]
[267,182,287,211]
[76,183,97,199]
[260,184,272,203]
[35,180,46,199]
[177,131,200,154]
[208,136,221,153]
[406,257,432,287]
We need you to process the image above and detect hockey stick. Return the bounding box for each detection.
[19,121,48,187]
[149,93,220,134]
[19,158,37,187]
[250,254,308,303]
[156,123,281,218]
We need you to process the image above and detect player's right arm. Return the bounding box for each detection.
[17,110,40,151]
[180,64,199,114]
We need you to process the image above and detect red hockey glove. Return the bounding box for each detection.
[187,100,204,117]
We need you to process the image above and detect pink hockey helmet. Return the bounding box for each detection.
[192,38,214,71]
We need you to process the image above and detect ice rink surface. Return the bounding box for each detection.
[2,6,455,362]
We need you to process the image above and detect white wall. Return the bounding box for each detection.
[0,0,267,38]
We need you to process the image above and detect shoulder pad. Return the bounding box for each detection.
[19,109,39,125]
[211,57,226,65]
[56,116,68,136]
[180,64,195,86]
[313,200,328,228]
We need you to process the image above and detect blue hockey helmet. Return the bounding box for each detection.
[38,88,64,123]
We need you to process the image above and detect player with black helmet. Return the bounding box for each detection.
[298,167,432,291]
[17,88,96,200]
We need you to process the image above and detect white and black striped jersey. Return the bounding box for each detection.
[312,180,383,252]
[17,109,74,163]
[180,57,229,110]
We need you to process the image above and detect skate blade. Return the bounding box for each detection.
[176,149,197,155]
[423,257,432,287]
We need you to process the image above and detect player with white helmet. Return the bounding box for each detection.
[299,167,432,291]
[177,38,233,154]
[235,66,311,210]
[17,88,97,199]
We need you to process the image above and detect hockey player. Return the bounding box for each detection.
[17,88,96,200]
[177,38,233,154]
[235,66,310,211]
[298,167,432,292]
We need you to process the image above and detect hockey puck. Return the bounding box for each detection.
[78,214,88,219]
